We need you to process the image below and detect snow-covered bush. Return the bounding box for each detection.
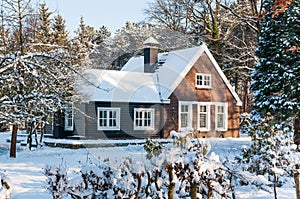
[239,113,292,178]
[43,139,234,199]
[0,171,11,199]
[143,135,229,199]
[43,160,68,199]
[240,112,252,135]
[110,157,146,198]
[143,138,162,159]
[237,112,300,198]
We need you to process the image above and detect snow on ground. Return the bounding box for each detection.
[0,132,297,199]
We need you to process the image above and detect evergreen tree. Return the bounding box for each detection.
[251,0,300,120]
[52,13,69,47]
[90,22,193,69]
[70,17,110,67]
[35,3,52,49]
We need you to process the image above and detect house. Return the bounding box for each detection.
[57,37,242,139]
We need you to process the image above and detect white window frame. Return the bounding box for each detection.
[134,108,155,130]
[64,104,74,131]
[215,103,228,131]
[97,108,120,131]
[196,73,212,89]
[178,102,193,131]
[198,103,211,131]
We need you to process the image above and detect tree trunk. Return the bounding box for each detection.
[207,180,212,199]
[134,174,142,199]
[155,170,160,191]
[10,124,18,158]
[145,171,151,197]
[294,117,300,148]
[294,164,300,199]
[190,182,197,199]
[167,166,175,199]
[27,122,32,150]
[273,170,277,199]
[242,80,249,113]
[39,127,44,146]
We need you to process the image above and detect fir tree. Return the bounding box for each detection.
[36,3,52,45]
[52,13,69,47]
[251,0,300,120]
[70,17,110,67]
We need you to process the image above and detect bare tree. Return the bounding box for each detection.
[145,0,259,112]
[89,22,194,69]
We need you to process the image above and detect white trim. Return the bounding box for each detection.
[133,108,155,130]
[97,108,120,131]
[198,103,211,131]
[195,73,212,89]
[178,101,230,132]
[215,102,228,131]
[203,46,242,106]
[161,46,206,99]
[64,104,74,131]
[178,102,193,131]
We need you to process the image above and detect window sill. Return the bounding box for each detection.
[198,128,210,132]
[97,128,120,131]
[195,86,212,90]
[216,128,227,132]
[134,127,155,131]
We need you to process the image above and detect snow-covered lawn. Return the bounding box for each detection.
[0,132,297,199]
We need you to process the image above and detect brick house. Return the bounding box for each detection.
[58,37,242,139]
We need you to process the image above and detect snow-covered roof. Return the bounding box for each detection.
[79,44,242,105]
[78,70,163,103]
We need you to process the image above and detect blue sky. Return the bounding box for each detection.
[38,0,152,35]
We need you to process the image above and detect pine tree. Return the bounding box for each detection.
[35,3,52,49]
[52,13,69,47]
[251,0,300,120]
[70,17,110,67]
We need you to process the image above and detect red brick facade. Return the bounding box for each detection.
[162,52,241,138]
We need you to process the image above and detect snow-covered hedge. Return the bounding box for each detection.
[43,137,232,199]
[43,127,300,199]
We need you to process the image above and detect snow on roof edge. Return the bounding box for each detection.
[161,45,206,99]
[203,45,242,106]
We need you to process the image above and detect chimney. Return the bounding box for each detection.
[143,36,160,73]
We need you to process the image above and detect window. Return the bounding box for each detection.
[198,104,210,131]
[196,73,212,88]
[134,108,155,130]
[180,105,189,128]
[64,104,73,131]
[216,104,228,131]
[179,103,193,131]
[97,108,120,130]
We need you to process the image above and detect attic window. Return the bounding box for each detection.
[196,73,212,89]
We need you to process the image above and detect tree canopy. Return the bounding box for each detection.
[251,0,300,120]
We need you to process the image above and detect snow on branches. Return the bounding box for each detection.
[0,52,76,150]
[43,140,232,199]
